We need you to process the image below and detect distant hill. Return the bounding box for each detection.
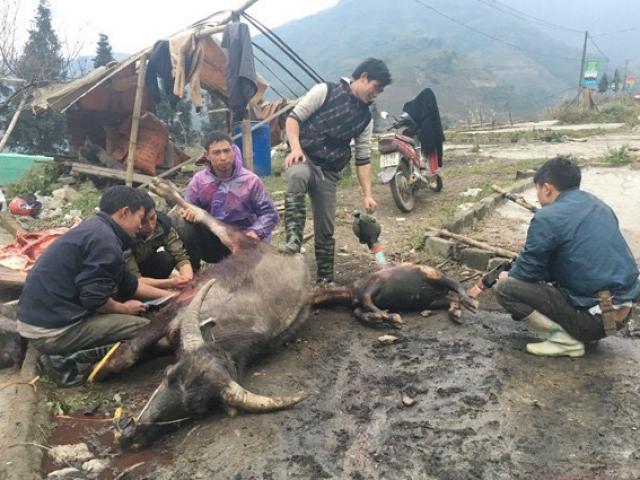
[254,0,585,123]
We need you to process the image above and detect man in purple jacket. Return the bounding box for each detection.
[178,131,279,270]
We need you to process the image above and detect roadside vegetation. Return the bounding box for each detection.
[551,96,640,126]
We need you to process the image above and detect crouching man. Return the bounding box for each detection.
[16,186,173,385]
[493,156,639,357]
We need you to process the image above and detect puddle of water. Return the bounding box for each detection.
[496,167,640,257]
[44,414,173,479]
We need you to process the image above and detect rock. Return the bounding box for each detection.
[49,443,93,465]
[57,175,77,185]
[52,186,81,204]
[46,467,82,479]
[376,335,398,346]
[419,309,432,317]
[82,458,109,474]
[402,395,417,407]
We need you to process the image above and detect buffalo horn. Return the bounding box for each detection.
[221,381,307,413]
[180,279,216,351]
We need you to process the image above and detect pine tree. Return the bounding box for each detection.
[7,0,66,153]
[93,33,114,68]
[15,0,65,82]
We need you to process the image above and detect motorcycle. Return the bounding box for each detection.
[377,113,442,212]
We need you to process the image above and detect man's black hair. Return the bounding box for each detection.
[203,130,233,150]
[139,190,156,213]
[533,156,581,191]
[99,186,149,215]
[352,58,392,87]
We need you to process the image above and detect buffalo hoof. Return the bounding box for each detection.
[448,303,464,324]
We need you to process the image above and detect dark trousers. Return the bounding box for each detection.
[494,277,606,343]
[139,250,175,279]
[178,221,230,271]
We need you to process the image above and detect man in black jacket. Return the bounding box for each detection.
[17,186,171,384]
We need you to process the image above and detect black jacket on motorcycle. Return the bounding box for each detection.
[402,88,445,167]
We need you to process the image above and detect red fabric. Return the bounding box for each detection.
[0,227,71,272]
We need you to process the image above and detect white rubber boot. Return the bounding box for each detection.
[522,312,585,358]
[522,310,558,340]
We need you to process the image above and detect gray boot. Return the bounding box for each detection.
[315,239,335,283]
[280,193,306,254]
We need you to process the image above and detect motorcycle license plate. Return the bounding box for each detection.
[379,152,400,168]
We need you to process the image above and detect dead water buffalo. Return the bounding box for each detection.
[312,264,478,327]
[98,180,310,448]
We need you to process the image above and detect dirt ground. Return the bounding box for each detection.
[3,126,640,479]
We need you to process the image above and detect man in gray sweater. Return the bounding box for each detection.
[282,58,391,283]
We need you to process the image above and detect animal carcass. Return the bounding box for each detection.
[98,180,310,448]
[312,264,478,327]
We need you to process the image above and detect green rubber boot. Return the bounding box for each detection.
[315,239,336,284]
[38,343,117,387]
[280,193,306,254]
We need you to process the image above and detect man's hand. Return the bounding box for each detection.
[180,208,197,223]
[170,275,192,289]
[362,196,378,213]
[285,148,306,169]
[120,300,147,315]
[245,230,260,240]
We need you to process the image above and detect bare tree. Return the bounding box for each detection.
[0,0,20,77]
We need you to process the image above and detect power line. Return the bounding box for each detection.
[587,33,610,62]
[473,0,583,34]
[413,0,577,61]
[592,26,640,38]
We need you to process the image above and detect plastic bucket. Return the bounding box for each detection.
[0,153,54,185]
[233,122,271,177]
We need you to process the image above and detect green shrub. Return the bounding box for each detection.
[601,145,634,165]
[4,162,59,198]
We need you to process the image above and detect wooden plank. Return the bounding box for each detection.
[0,269,26,288]
[126,54,149,186]
[0,212,25,236]
[241,118,254,172]
[68,162,154,184]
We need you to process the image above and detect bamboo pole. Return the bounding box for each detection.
[125,54,149,186]
[0,95,27,152]
[491,185,538,213]
[425,226,518,259]
[241,118,254,172]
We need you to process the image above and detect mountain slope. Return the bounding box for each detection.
[254,0,582,122]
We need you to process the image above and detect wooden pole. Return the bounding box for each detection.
[491,185,538,213]
[126,54,148,186]
[241,117,254,172]
[425,226,519,259]
[577,31,588,97]
[0,95,27,152]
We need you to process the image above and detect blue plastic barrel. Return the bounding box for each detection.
[233,121,272,177]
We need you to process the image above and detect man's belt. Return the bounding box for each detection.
[597,290,631,336]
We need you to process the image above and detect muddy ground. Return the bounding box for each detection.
[3,126,640,479]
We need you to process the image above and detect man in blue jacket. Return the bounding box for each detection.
[17,186,171,384]
[495,156,639,357]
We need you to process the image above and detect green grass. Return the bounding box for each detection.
[4,162,60,198]
[551,97,640,126]
[600,145,634,166]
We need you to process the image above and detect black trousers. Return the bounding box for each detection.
[138,250,175,279]
[178,222,230,271]
[494,277,606,343]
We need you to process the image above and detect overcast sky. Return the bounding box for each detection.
[14,0,340,56]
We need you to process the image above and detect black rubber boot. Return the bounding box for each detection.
[280,193,306,254]
[315,239,336,284]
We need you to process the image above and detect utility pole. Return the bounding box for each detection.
[577,30,588,96]
[623,59,629,91]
